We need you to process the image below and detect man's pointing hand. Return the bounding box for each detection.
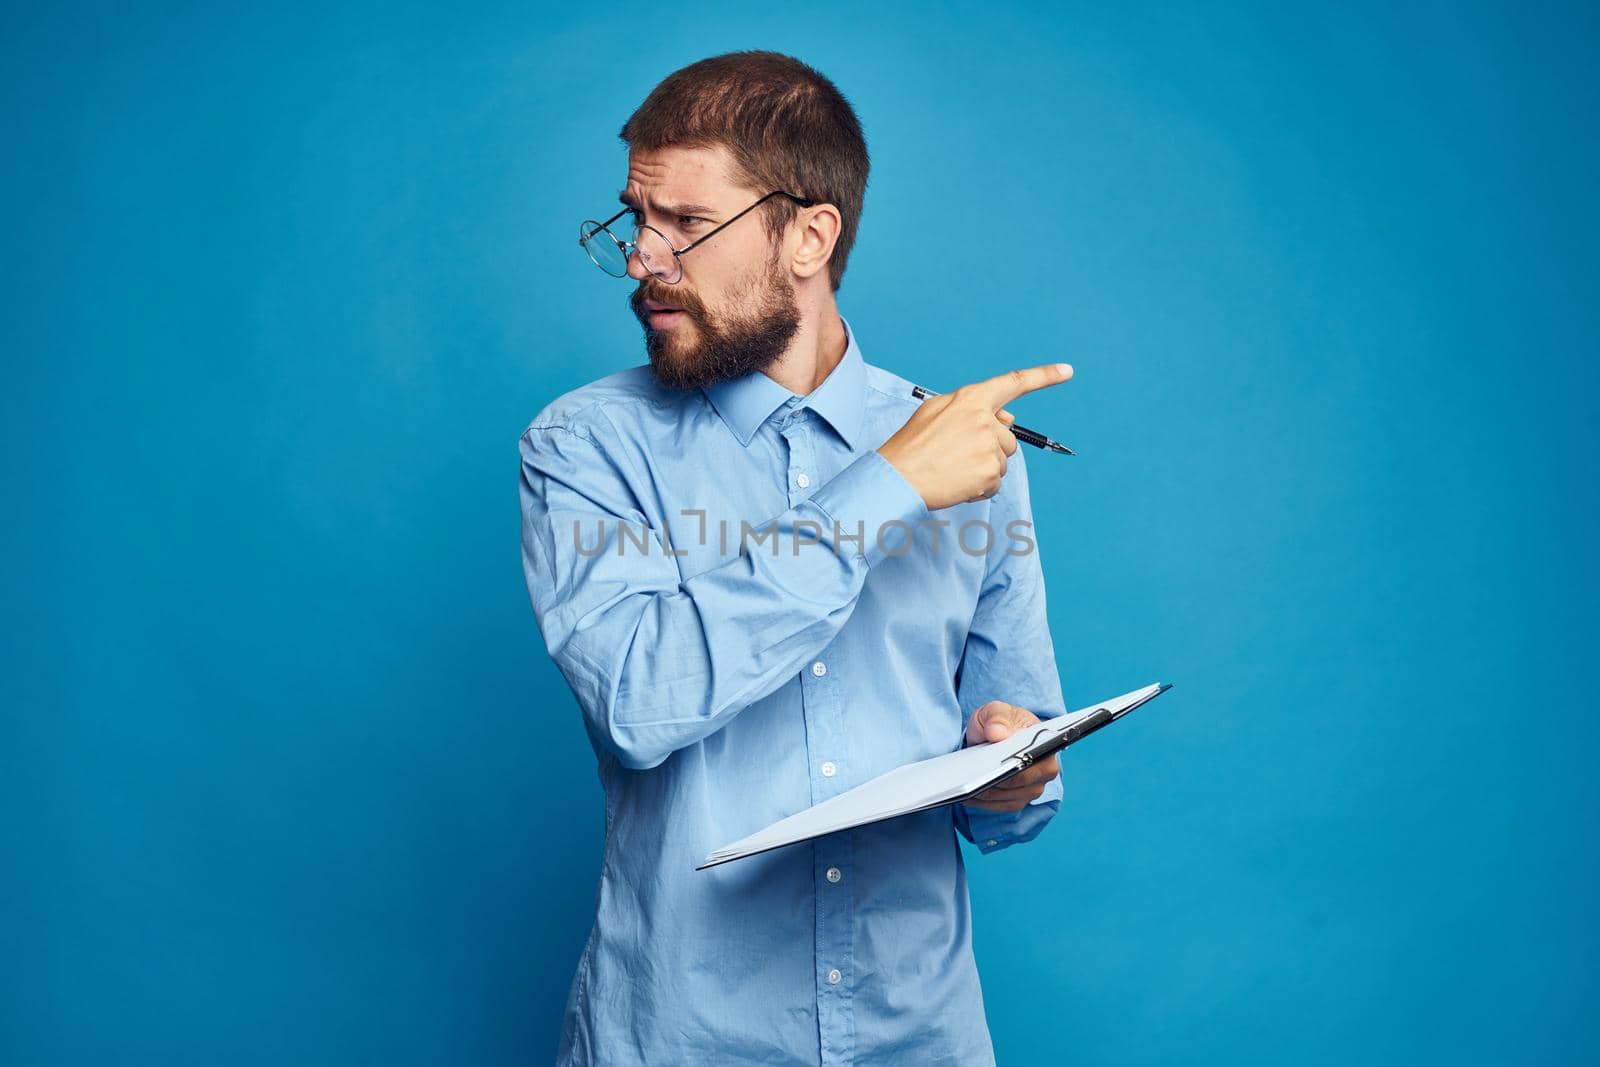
[878,363,1072,511]
[961,701,1061,812]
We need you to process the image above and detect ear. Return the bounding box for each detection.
[789,203,842,282]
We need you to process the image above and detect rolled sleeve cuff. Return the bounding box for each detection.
[808,449,931,568]
[957,772,1064,854]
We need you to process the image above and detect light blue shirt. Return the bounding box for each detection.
[518,314,1067,1066]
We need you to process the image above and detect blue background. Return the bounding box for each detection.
[6,2,1596,1063]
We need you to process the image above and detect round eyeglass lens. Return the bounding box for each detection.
[580,220,628,277]
[633,223,682,283]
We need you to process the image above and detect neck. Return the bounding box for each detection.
[763,293,847,396]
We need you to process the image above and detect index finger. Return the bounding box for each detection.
[1003,758,1059,790]
[966,363,1073,410]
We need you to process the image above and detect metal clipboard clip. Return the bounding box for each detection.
[995,683,1174,782]
[1004,684,1171,777]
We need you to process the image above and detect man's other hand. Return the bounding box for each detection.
[961,701,1061,812]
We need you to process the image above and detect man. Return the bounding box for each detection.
[519,51,1075,1066]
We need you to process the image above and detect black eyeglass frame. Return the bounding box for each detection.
[579,189,818,283]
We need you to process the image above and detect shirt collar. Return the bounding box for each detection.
[701,314,868,451]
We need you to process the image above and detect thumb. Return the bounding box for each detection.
[966,701,1017,745]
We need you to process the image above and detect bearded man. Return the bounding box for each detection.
[519,49,1075,1067]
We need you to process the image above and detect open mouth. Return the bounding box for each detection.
[647,307,687,328]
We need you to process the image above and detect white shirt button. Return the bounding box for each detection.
[826,867,842,883]
[820,761,837,778]
[811,661,827,677]
[827,968,842,984]
[796,472,811,488]
[985,839,999,847]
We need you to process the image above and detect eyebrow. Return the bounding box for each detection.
[617,191,720,217]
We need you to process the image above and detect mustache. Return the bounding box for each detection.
[631,283,704,318]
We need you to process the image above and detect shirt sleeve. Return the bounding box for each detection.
[519,409,931,771]
[950,445,1069,854]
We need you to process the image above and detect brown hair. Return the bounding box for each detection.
[619,50,869,293]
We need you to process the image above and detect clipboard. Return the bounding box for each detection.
[696,681,1173,870]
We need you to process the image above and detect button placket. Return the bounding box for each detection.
[783,407,817,508]
[780,403,854,1063]
[815,823,856,1064]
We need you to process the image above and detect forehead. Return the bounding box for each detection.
[624,144,747,204]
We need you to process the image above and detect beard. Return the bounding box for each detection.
[629,255,801,392]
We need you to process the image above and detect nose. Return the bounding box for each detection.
[625,244,650,281]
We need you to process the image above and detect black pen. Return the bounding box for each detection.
[909,385,1076,455]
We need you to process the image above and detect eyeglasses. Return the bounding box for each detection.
[578,190,816,285]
